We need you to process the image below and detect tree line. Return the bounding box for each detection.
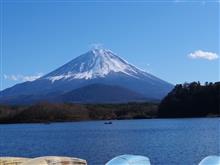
[0,81,219,123]
[158,82,220,118]
[0,102,158,123]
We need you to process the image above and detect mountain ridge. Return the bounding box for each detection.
[59,83,148,104]
[0,48,173,104]
[41,48,156,82]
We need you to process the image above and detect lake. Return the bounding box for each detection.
[0,118,219,165]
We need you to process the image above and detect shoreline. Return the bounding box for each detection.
[0,101,219,125]
[0,116,219,125]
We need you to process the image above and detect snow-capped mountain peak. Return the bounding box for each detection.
[43,48,145,82]
[0,47,174,104]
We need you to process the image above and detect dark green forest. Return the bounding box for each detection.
[0,82,219,123]
[158,82,220,118]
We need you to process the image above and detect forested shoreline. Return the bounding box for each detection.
[0,102,158,124]
[158,82,220,118]
[0,82,219,124]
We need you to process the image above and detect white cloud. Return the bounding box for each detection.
[188,50,219,60]
[89,43,104,50]
[4,73,43,82]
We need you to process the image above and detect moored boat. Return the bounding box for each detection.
[104,121,112,124]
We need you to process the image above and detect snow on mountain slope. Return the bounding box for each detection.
[0,48,174,104]
[42,48,153,82]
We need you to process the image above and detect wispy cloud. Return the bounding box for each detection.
[4,73,43,82]
[188,50,219,60]
[89,43,104,50]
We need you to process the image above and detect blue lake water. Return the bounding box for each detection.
[0,118,219,165]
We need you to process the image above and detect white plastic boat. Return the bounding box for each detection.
[105,154,151,165]
[198,156,220,165]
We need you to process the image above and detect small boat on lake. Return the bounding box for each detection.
[104,121,112,124]
[43,121,51,125]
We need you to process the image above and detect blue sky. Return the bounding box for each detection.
[0,0,219,90]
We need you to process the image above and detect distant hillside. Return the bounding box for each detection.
[0,81,218,124]
[60,84,148,103]
[158,82,220,118]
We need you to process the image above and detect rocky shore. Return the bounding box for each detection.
[0,156,87,165]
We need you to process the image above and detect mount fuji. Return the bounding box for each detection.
[0,48,173,104]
